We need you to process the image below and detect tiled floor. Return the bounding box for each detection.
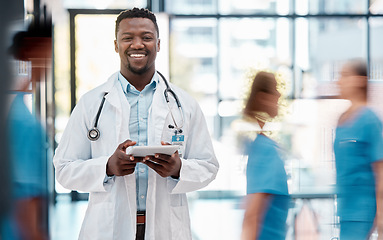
[50,195,87,240]
[50,194,344,240]
[49,194,244,240]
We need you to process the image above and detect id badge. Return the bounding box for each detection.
[172,135,184,157]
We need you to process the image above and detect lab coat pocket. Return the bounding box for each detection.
[79,202,114,240]
[170,205,192,240]
[170,193,186,207]
[161,125,176,144]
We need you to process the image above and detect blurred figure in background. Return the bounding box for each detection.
[0,0,16,227]
[241,71,290,240]
[1,19,51,240]
[334,59,383,240]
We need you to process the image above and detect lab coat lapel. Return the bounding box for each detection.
[103,73,131,144]
[103,73,137,227]
[149,79,171,145]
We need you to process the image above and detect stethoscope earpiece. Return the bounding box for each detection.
[168,124,183,134]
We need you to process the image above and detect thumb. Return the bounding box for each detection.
[161,141,171,146]
[120,139,136,152]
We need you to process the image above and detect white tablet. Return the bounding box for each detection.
[126,145,179,157]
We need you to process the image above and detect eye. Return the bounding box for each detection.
[143,36,154,41]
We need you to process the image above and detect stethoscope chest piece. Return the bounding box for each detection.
[88,128,100,141]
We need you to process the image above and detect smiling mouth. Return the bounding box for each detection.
[129,53,146,58]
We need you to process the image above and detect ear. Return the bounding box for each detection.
[246,92,266,112]
[254,92,272,112]
[114,39,118,53]
[157,38,161,52]
[356,76,368,88]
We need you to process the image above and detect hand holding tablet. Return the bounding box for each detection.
[126,145,179,157]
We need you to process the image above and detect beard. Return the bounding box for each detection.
[124,49,152,75]
[126,60,149,75]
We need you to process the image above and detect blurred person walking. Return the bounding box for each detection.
[0,0,17,227]
[241,71,290,240]
[1,19,51,240]
[334,59,383,240]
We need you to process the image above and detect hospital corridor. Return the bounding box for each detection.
[1,0,383,239]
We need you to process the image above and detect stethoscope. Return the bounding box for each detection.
[87,71,184,141]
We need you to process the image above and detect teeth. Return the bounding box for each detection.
[130,54,145,58]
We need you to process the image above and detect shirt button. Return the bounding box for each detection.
[140,168,145,173]
[140,195,145,199]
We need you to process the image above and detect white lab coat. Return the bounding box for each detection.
[53,72,219,240]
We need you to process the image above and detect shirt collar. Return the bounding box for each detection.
[118,72,158,94]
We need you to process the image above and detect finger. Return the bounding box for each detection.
[144,160,166,177]
[119,139,137,152]
[120,163,137,170]
[115,151,130,162]
[155,153,172,162]
[123,155,143,163]
[121,169,135,175]
[161,141,171,145]
[115,166,135,176]
[120,160,138,167]
[144,155,170,164]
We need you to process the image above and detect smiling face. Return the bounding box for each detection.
[114,17,160,76]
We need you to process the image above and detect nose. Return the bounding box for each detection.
[274,90,281,99]
[131,37,144,49]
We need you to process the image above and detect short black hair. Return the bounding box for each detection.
[348,58,368,78]
[115,8,159,38]
[8,19,52,60]
[244,71,278,115]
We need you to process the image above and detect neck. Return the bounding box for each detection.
[243,111,269,129]
[121,70,155,91]
[257,119,265,129]
[349,99,367,111]
[339,98,367,124]
[349,95,367,108]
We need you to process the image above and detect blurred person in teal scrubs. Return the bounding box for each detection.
[1,19,51,240]
[334,59,383,240]
[241,71,290,240]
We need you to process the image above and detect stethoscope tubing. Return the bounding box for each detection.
[87,71,183,141]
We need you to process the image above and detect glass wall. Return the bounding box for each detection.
[296,0,368,14]
[170,18,219,134]
[299,17,367,98]
[52,0,383,238]
[165,1,383,239]
[167,0,383,188]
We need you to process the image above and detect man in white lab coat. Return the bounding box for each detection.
[53,7,219,240]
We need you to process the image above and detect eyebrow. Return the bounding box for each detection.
[121,31,155,36]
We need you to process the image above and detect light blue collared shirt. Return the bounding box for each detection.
[118,72,158,211]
